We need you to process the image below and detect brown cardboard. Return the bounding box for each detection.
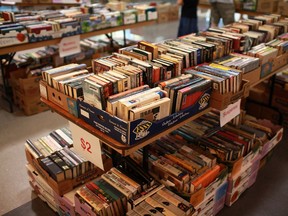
[256,0,279,13]
[10,69,42,97]
[157,12,169,23]
[38,0,52,3]
[242,67,261,85]
[248,81,270,104]
[25,149,107,196]
[40,81,78,117]
[277,1,288,16]
[22,0,38,3]
[210,80,250,110]
[168,4,179,21]
[272,85,288,112]
[272,52,288,72]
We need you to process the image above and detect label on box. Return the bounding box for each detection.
[59,35,81,58]
[148,11,157,20]
[69,121,104,170]
[39,82,48,99]
[220,99,241,127]
[138,14,146,22]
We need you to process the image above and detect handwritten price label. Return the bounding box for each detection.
[69,121,104,170]
[220,99,241,127]
[80,138,92,153]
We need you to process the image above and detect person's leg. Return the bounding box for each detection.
[178,17,194,37]
[210,2,221,27]
[189,17,198,34]
[218,2,235,25]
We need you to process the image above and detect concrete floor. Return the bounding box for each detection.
[1,10,288,216]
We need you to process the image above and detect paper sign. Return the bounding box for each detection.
[69,121,104,170]
[220,99,241,127]
[59,35,81,58]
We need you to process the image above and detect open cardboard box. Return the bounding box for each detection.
[210,79,250,110]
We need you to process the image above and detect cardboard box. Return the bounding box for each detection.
[75,193,97,216]
[78,87,211,145]
[210,79,250,110]
[39,0,52,3]
[256,0,279,13]
[272,52,288,72]
[0,26,28,48]
[245,101,281,124]
[260,125,283,159]
[242,67,261,86]
[25,149,105,196]
[22,0,38,3]
[168,4,179,21]
[39,81,78,117]
[157,12,169,23]
[277,1,288,16]
[189,165,228,207]
[248,81,270,104]
[272,83,288,112]
[10,68,42,97]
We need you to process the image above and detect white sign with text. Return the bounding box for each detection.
[59,35,81,58]
[220,99,241,127]
[69,121,104,170]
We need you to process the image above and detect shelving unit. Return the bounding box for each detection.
[0,21,155,56]
[41,97,212,156]
[0,20,155,112]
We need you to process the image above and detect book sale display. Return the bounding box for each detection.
[1,6,285,215]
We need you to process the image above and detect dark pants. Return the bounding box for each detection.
[177,17,198,37]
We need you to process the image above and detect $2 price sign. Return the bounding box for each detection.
[80,138,92,153]
[69,121,104,170]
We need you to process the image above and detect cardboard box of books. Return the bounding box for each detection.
[0,23,28,48]
[121,9,137,25]
[272,52,288,71]
[272,85,288,113]
[78,87,211,145]
[277,1,288,16]
[188,164,228,207]
[40,81,79,117]
[10,68,42,97]
[242,67,261,86]
[256,0,279,13]
[25,148,105,196]
[213,180,228,215]
[223,142,260,179]
[210,79,250,110]
[259,122,283,159]
[226,158,260,193]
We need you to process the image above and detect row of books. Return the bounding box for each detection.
[173,112,275,163]
[76,164,195,216]
[0,3,157,45]
[25,127,97,181]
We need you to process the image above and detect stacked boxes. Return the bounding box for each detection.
[10,68,49,115]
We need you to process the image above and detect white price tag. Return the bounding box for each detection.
[148,11,157,20]
[69,121,104,170]
[39,82,48,99]
[59,35,81,58]
[220,99,241,127]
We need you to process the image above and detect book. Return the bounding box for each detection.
[129,97,171,122]
[49,153,72,179]
[39,157,65,182]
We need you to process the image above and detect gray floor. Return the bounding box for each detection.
[1,10,288,216]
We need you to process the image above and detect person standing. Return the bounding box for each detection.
[210,0,235,27]
[177,0,199,37]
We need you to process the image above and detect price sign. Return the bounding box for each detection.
[59,35,81,58]
[220,99,241,127]
[69,121,104,170]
